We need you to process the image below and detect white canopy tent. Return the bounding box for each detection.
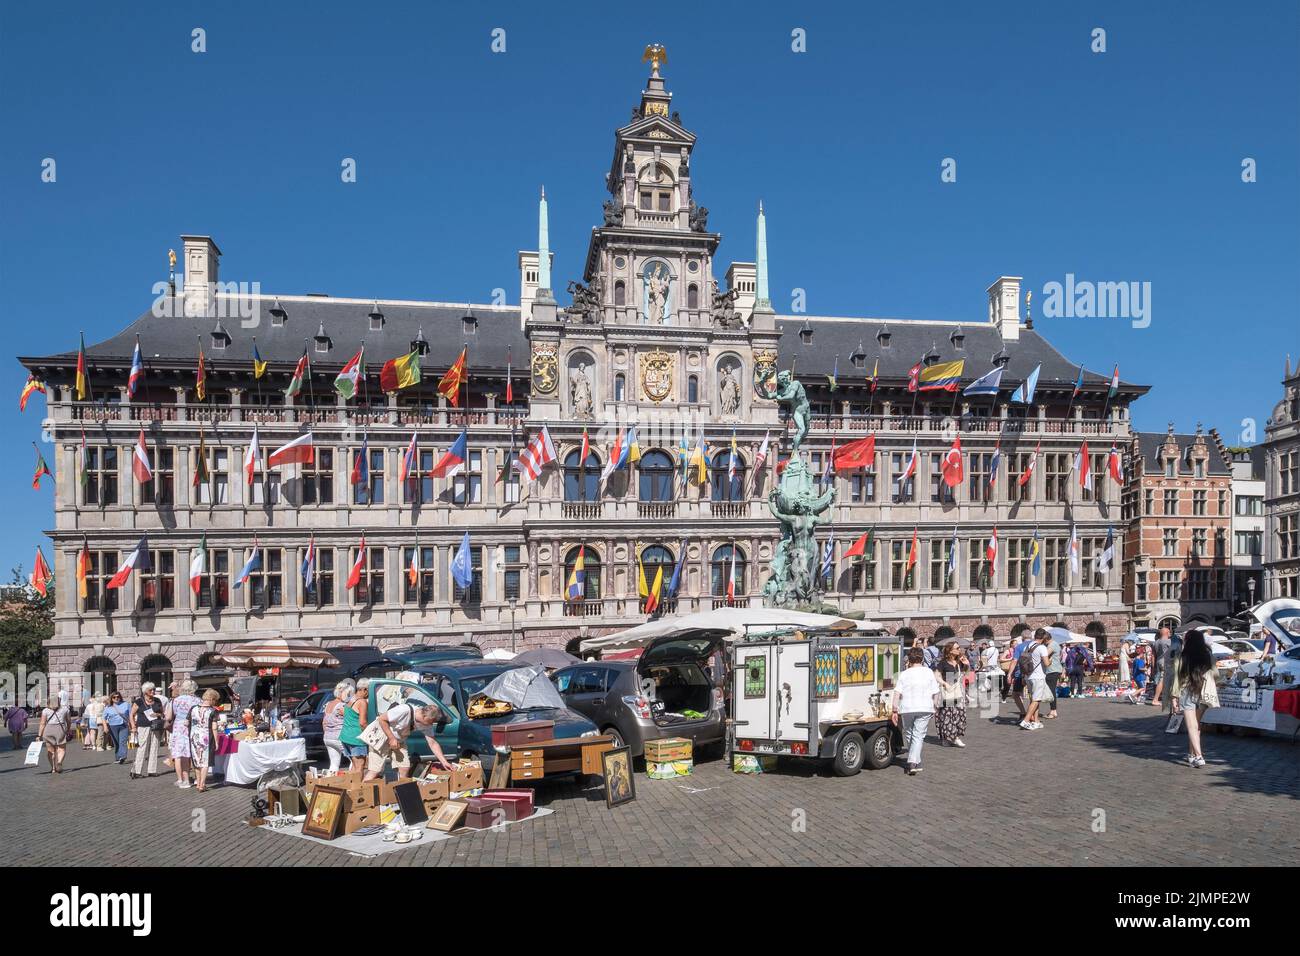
[578,607,885,656]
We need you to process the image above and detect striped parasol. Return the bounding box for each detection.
[213,638,340,669]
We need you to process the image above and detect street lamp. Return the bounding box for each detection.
[1247,577,1256,610]
[509,597,518,654]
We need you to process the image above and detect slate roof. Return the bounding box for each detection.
[1134,431,1232,476]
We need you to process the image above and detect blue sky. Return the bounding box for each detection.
[2,0,1297,572]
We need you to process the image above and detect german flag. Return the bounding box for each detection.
[75,333,88,400]
[437,347,467,406]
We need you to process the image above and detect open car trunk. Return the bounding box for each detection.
[637,630,724,726]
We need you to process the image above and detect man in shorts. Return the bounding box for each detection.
[363,699,456,781]
[1020,630,1054,730]
[1147,626,1173,706]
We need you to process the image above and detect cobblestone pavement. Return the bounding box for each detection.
[2,700,1297,867]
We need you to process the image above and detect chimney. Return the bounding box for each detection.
[986,276,1022,341]
[181,235,221,317]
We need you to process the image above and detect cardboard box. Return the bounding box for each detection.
[418,775,450,802]
[462,797,505,830]
[340,806,379,835]
[452,760,484,793]
[645,737,693,762]
[266,786,306,815]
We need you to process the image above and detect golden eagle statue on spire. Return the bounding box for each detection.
[642,43,667,76]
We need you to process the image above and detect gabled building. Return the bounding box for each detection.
[1263,358,1300,599]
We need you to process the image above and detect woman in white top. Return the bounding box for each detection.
[890,647,941,776]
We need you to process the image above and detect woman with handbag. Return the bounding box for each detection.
[935,643,967,748]
[129,682,166,779]
[1171,630,1219,769]
[188,689,221,792]
[37,695,71,773]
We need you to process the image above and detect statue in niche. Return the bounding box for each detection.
[719,364,742,416]
[570,363,594,418]
[646,265,670,324]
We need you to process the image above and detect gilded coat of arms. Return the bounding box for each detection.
[531,343,559,395]
[639,350,674,403]
[753,348,778,399]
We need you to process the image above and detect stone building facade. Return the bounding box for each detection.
[1121,426,1233,628]
[1263,359,1300,599]
[21,58,1143,695]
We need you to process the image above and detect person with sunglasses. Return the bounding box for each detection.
[101,692,131,763]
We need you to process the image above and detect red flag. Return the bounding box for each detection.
[1018,440,1041,487]
[132,429,153,484]
[941,435,963,487]
[505,349,514,405]
[580,427,590,463]
[843,530,871,558]
[346,536,367,589]
[30,547,52,597]
[907,362,921,393]
[438,348,468,407]
[906,528,919,570]
[832,434,876,473]
[987,527,999,566]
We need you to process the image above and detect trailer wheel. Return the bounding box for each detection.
[832,731,865,776]
[864,727,894,770]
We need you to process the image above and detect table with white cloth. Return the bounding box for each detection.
[213,737,308,786]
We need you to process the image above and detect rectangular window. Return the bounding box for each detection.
[139,550,175,611]
[929,539,955,592]
[503,545,522,601]
[967,452,992,504]
[196,447,229,505]
[501,458,521,504]
[1008,454,1033,502]
[1081,454,1106,502]
[1162,528,1178,556]
[197,550,229,609]
[353,547,385,604]
[1192,490,1207,516]
[929,454,954,504]
[250,462,281,505]
[1279,514,1299,560]
[353,449,385,505]
[849,469,876,503]
[1158,570,1181,601]
[1217,490,1227,515]
[302,450,334,505]
[453,545,483,603]
[1190,528,1207,557]
[1006,539,1030,590]
[851,540,876,592]
[889,540,913,591]
[83,550,119,612]
[1135,570,1148,601]
[1144,489,1154,515]
[1188,569,1211,601]
[247,548,283,608]
[890,453,915,502]
[140,449,174,506]
[404,449,435,505]
[1234,530,1262,556]
[1044,453,1069,503]
[402,546,437,604]
[86,446,119,506]
[969,537,991,589]
[303,547,335,607]
[1043,538,1066,589]
[1163,489,1178,515]
[452,451,483,505]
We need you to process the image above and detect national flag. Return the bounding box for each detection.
[285,349,309,399]
[725,545,737,602]
[1018,441,1041,487]
[233,541,262,589]
[268,432,315,468]
[1108,442,1124,484]
[127,337,144,399]
[869,359,878,393]
[132,429,153,484]
[1068,523,1081,576]
[581,428,591,465]
[776,456,790,478]
[430,430,468,479]
[193,428,210,488]
[301,535,316,591]
[728,430,738,481]
[833,434,876,473]
[1108,365,1120,399]
[1072,363,1085,398]
[666,540,687,598]
[350,435,369,487]
[906,361,921,392]
[346,535,368,590]
[437,348,467,405]
[334,348,365,401]
[450,531,474,591]
[906,528,919,575]
[827,355,838,391]
[566,545,587,602]
[820,533,835,584]
[941,435,963,487]
[401,432,419,485]
[78,429,89,495]
[755,431,771,469]
[899,437,919,484]
[627,425,641,464]
[1095,527,1116,575]
[601,429,630,481]
[76,542,90,600]
[252,342,268,379]
[645,564,664,615]
[947,526,959,580]
[243,426,260,487]
[30,547,51,597]
[637,551,649,601]
[106,535,150,589]
[505,349,514,405]
[986,527,999,576]
[1076,441,1093,492]
[75,333,89,401]
[962,366,1003,397]
[19,374,46,412]
[32,444,52,490]
[1010,364,1041,405]
[515,427,557,483]
[195,346,207,402]
[844,528,873,559]
[1030,530,1042,577]
[407,541,420,588]
[919,359,965,392]
[988,440,1003,491]
[688,435,708,485]
[189,534,208,596]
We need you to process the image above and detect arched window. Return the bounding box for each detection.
[896,627,918,646]
[710,450,745,501]
[639,545,675,606]
[1009,623,1031,639]
[972,624,995,641]
[564,448,601,502]
[564,546,601,601]
[687,284,699,309]
[1085,620,1108,653]
[934,625,955,643]
[140,654,173,692]
[614,373,626,402]
[195,651,222,670]
[84,656,117,696]
[614,281,626,306]
[687,375,699,403]
[639,450,675,502]
[710,544,746,598]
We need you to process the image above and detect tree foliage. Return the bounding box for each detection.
[0,564,53,675]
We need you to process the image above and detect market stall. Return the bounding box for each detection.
[578,607,881,656]
[214,736,309,786]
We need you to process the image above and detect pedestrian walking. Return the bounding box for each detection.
[936,643,967,747]
[188,689,221,792]
[977,640,1002,711]
[1008,631,1037,717]
[1066,645,1093,697]
[129,682,166,779]
[37,694,71,774]
[1171,629,1220,768]
[1147,626,1172,705]
[101,692,130,762]
[165,680,201,789]
[322,680,354,773]
[1019,630,1053,730]
[1043,630,1065,719]
[81,694,104,750]
[890,647,942,775]
[6,704,29,751]
[922,637,940,670]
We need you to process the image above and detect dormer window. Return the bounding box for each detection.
[799,322,813,345]
[876,325,891,349]
[462,313,478,337]
[950,326,965,350]
[368,302,385,332]
[411,329,429,356]
[210,321,230,351]
[923,344,940,367]
[314,322,332,354]
[269,298,287,327]
[851,343,867,369]
[992,348,1010,368]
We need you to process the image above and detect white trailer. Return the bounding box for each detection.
[730,627,905,776]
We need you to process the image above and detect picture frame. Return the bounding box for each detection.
[393,781,429,827]
[302,785,347,840]
[427,799,468,832]
[601,746,636,808]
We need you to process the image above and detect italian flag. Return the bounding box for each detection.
[189,533,207,595]
[407,544,420,587]
[334,348,365,401]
